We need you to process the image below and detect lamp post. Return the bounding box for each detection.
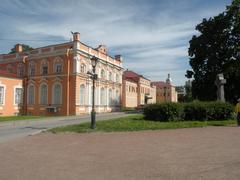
[87,56,98,129]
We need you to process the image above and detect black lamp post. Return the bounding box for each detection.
[87,56,98,129]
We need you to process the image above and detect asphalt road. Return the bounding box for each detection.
[0,112,135,143]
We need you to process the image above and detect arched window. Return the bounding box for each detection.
[101,69,105,79]
[40,84,48,105]
[116,90,120,104]
[52,83,62,105]
[41,60,48,75]
[53,57,63,74]
[29,61,35,76]
[17,63,24,77]
[54,62,62,73]
[80,64,86,73]
[27,84,35,105]
[108,89,112,106]
[100,87,106,105]
[109,72,112,81]
[116,74,119,83]
[80,84,85,105]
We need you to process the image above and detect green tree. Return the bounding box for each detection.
[187,0,240,103]
[9,44,34,54]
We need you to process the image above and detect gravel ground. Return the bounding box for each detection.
[0,126,240,180]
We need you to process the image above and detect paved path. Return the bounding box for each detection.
[0,112,135,143]
[0,126,240,180]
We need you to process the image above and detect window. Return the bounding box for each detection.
[109,72,112,81]
[29,62,35,76]
[0,86,5,105]
[108,89,112,106]
[40,84,48,105]
[27,85,35,105]
[116,90,120,104]
[80,84,85,105]
[15,88,23,105]
[80,64,86,73]
[17,64,24,77]
[55,63,62,73]
[116,74,119,82]
[42,66,48,75]
[41,60,48,75]
[100,87,106,105]
[101,69,105,79]
[52,83,62,105]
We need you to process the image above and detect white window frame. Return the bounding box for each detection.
[80,84,86,105]
[27,84,35,105]
[14,85,23,106]
[39,83,48,105]
[0,84,6,106]
[80,63,86,73]
[29,61,35,76]
[52,82,62,105]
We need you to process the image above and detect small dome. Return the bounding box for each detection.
[166,74,172,84]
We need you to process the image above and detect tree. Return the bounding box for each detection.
[9,44,34,54]
[187,0,240,103]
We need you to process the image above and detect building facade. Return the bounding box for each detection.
[0,32,123,116]
[0,71,23,116]
[122,70,156,108]
[152,74,178,103]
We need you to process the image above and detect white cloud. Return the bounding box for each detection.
[0,0,232,85]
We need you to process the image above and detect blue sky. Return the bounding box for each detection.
[0,0,232,85]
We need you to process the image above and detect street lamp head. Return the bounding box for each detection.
[91,56,98,68]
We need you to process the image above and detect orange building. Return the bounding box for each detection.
[152,74,178,103]
[122,70,156,108]
[0,32,123,116]
[0,70,23,116]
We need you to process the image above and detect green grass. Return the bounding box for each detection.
[0,116,42,122]
[50,114,237,133]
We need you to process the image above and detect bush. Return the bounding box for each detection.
[144,101,234,122]
[183,102,207,121]
[144,103,183,122]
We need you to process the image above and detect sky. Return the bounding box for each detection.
[0,0,232,85]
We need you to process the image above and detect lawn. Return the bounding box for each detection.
[0,116,42,122]
[50,114,237,133]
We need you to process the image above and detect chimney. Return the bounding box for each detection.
[15,44,23,53]
[73,32,80,41]
[115,55,123,62]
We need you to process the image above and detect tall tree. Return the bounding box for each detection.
[9,44,34,54]
[187,0,240,103]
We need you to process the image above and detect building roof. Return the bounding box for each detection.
[0,70,18,78]
[151,81,172,88]
[123,70,150,81]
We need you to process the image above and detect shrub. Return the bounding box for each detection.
[144,103,183,122]
[205,101,234,120]
[144,101,234,122]
[183,101,207,121]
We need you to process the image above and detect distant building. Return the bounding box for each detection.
[122,70,156,108]
[152,74,178,103]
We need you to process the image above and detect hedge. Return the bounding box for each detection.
[144,101,234,122]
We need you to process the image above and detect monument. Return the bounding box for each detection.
[215,73,226,102]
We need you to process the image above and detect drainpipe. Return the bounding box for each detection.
[66,48,72,116]
[22,55,28,115]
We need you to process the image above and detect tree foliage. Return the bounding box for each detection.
[9,44,34,54]
[187,0,240,103]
